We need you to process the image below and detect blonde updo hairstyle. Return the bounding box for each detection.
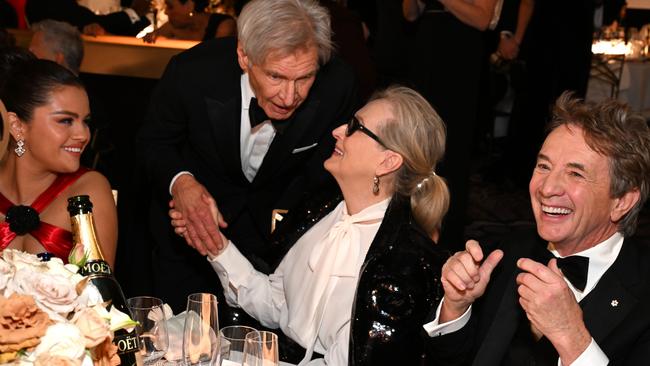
[372,86,450,237]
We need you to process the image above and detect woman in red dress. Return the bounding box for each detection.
[0,57,117,265]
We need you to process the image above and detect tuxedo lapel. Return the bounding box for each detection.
[473,236,549,366]
[580,241,640,344]
[205,94,248,184]
[473,272,521,366]
[252,97,321,186]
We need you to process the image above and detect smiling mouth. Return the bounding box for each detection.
[333,147,343,156]
[541,204,572,216]
[63,147,83,153]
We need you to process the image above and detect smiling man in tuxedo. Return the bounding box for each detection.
[138,0,357,320]
[425,92,650,365]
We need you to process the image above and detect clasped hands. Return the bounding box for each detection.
[169,175,228,257]
[441,240,591,363]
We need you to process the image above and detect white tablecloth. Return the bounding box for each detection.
[587,58,650,118]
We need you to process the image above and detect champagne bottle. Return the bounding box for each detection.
[67,195,141,366]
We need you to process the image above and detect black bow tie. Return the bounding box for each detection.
[248,98,291,133]
[249,97,270,128]
[553,254,589,291]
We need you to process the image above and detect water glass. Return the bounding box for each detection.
[242,331,278,366]
[220,326,257,365]
[127,296,169,365]
[182,293,220,365]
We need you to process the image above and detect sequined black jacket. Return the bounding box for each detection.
[271,193,446,365]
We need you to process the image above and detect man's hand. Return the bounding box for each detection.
[82,23,107,36]
[516,258,592,364]
[170,175,228,256]
[440,240,503,322]
[497,36,520,60]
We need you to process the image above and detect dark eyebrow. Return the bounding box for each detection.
[51,110,80,118]
[538,153,587,171]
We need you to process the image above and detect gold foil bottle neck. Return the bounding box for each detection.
[70,213,105,261]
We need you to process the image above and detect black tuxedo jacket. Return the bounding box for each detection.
[137,37,357,313]
[428,230,650,366]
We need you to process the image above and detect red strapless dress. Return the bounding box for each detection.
[0,168,89,261]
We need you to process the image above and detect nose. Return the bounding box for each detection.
[536,169,565,198]
[72,121,90,143]
[278,80,296,106]
[332,124,346,139]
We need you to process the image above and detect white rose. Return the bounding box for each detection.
[45,258,81,279]
[3,249,47,271]
[32,323,86,361]
[12,269,79,320]
[0,258,15,295]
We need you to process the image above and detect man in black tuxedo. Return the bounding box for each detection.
[425,93,650,365]
[137,0,357,319]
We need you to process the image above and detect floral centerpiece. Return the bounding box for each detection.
[0,249,136,365]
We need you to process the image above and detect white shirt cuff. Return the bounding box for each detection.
[207,242,256,303]
[422,298,472,337]
[122,8,141,23]
[560,338,608,366]
[169,171,193,195]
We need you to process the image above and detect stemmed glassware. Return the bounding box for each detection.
[183,293,220,365]
[242,331,279,366]
[126,296,169,365]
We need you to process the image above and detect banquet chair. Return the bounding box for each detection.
[590,53,625,98]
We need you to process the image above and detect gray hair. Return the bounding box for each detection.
[31,20,84,74]
[237,0,333,65]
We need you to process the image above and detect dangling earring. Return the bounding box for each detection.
[14,139,25,157]
[372,176,380,195]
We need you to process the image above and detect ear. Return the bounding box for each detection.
[376,150,403,177]
[236,42,250,73]
[610,188,640,222]
[54,52,67,68]
[7,112,24,140]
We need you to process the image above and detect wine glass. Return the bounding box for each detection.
[219,326,257,365]
[126,296,169,365]
[242,331,279,366]
[182,293,220,366]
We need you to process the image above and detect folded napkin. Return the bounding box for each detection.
[155,305,224,362]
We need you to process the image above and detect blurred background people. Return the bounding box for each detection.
[29,19,83,74]
[143,0,236,43]
[403,0,497,249]
[0,57,117,265]
[25,0,152,36]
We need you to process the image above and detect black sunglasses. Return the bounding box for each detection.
[346,116,387,147]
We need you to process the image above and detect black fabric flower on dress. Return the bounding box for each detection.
[5,205,40,235]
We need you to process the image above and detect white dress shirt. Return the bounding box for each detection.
[169,73,277,192]
[208,199,390,365]
[423,232,624,366]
